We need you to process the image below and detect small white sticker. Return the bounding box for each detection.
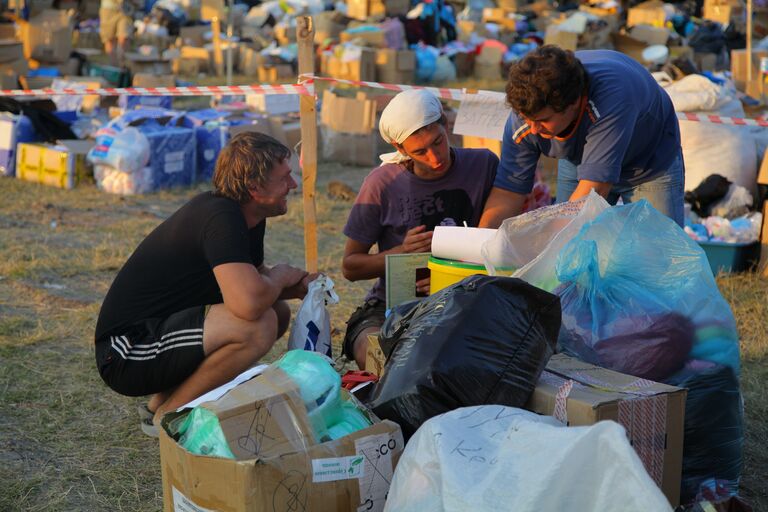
[311,455,365,482]
[172,487,214,512]
[164,160,185,174]
[203,149,215,161]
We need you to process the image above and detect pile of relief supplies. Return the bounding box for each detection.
[157,192,749,512]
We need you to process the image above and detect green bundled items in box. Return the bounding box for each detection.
[275,350,373,442]
[176,407,235,459]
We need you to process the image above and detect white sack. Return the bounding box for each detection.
[287,274,339,358]
[384,406,672,512]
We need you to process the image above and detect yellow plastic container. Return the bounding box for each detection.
[427,256,515,295]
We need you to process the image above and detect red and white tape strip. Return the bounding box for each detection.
[304,74,466,101]
[677,111,768,127]
[0,83,312,97]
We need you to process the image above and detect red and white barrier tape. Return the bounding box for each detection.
[0,83,312,97]
[677,111,768,127]
[2,74,767,127]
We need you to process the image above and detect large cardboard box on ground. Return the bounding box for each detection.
[322,48,376,82]
[544,25,578,51]
[611,32,650,63]
[626,0,667,27]
[340,28,386,48]
[346,0,386,20]
[703,0,744,25]
[16,140,94,189]
[731,48,768,97]
[159,368,404,512]
[526,354,686,507]
[20,9,74,63]
[375,49,415,85]
[320,90,384,167]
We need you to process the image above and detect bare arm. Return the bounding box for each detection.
[478,187,529,228]
[213,262,307,321]
[342,225,433,282]
[569,180,612,201]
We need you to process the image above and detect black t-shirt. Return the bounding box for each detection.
[95,192,265,341]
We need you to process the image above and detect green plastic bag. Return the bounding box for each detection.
[178,407,235,459]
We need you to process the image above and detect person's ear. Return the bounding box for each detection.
[393,142,407,155]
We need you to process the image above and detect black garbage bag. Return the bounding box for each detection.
[367,275,561,439]
[664,361,743,505]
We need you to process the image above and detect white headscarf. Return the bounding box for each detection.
[378,89,443,164]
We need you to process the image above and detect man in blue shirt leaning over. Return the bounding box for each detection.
[479,46,684,228]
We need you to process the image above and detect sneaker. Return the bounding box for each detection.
[140,417,159,438]
[137,402,154,421]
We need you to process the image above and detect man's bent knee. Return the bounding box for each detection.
[273,300,291,339]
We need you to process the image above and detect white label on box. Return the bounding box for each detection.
[203,149,215,161]
[311,455,365,482]
[354,432,401,512]
[172,487,215,512]
[454,91,511,140]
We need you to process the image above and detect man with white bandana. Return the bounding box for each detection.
[340,89,498,369]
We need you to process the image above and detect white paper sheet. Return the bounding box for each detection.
[431,226,498,264]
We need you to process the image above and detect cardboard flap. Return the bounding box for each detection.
[201,368,317,460]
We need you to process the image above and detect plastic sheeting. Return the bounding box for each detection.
[384,406,672,512]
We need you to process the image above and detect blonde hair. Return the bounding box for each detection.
[213,132,291,204]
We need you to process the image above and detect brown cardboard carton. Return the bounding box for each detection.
[544,26,578,51]
[340,28,386,48]
[132,73,175,88]
[179,45,211,74]
[626,0,667,27]
[346,0,386,21]
[0,56,28,76]
[482,7,517,29]
[313,11,345,44]
[0,40,23,63]
[321,90,376,135]
[257,64,294,83]
[125,53,172,75]
[375,49,415,85]
[463,135,502,157]
[730,48,768,96]
[611,32,649,63]
[239,46,263,76]
[20,9,74,63]
[365,334,386,377]
[703,0,743,25]
[525,354,686,507]
[179,25,209,46]
[321,48,376,82]
[630,24,670,46]
[159,368,404,512]
[201,0,225,20]
[61,75,107,112]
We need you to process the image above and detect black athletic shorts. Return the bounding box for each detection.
[95,306,207,397]
[342,298,387,360]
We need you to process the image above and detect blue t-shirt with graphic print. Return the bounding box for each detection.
[495,50,681,195]
[344,147,498,301]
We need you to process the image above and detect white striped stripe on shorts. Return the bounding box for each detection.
[109,328,204,361]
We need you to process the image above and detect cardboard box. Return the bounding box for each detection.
[159,368,404,512]
[314,11,345,44]
[0,40,23,63]
[703,0,744,25]
[20,9,74,63]
[59,75,108,113]
[346,0,386,21]
[16,140,94,189]
[544,26,578,51]
[760,200,768,276]
[246,94,300,115]
[482,7,517,29]
[626,0,667,27]
[340,28,386,48]
[125,54,173,75]
[525,354,686,506]
[177,45,211,75]
[730,48,768,96]
[132,73,175,88]
[0,57,29,77]
[630,24,670,46]
[321,48,376,82]
[257,64,294,83]
[238,46,263,76]
[463,135,502,157]
[201,0,225,20]
[611,32,649,63]
[321,90,376,135]
[365,334,386,377]
[453,52,475,78]
[179,25,209,47]
[375,49,415,85]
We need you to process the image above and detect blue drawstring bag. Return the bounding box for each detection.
[554,200,740,381]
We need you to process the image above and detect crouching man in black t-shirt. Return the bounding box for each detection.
[94,132,315,435]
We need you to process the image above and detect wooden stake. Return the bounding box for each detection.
[211,16,224,77]
[747,0,753,85]
[297,16,319,273]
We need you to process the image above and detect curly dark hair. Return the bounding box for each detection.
[213,131,291,204]
[505,46,588,118]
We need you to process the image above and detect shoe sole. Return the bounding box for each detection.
[140,418,159,438]
[137,402,154,421]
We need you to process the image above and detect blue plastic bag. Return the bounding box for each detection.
[554,200,740,380]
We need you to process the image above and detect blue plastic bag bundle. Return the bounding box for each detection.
[367,275,561,439]
[553,200,740,382]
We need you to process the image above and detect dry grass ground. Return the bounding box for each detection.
[1,160,766,510]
